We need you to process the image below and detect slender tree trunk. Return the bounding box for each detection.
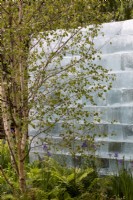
[17,0,27,192]
[0,82,19,175]
[0,0,28,192]
[18,151,26,192]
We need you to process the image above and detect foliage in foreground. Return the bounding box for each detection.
[0,154,133,200]
[110,169,133,200]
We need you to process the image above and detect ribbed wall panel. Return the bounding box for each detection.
[30,20,133,173]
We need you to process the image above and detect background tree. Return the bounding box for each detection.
[0,0,112,193]
[99,0,133,21]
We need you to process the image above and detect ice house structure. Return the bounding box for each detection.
[30,19,133,173]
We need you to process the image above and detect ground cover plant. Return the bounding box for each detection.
[0,142,133,200]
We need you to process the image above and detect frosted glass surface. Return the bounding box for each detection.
[29,20,133,173]
[94,35,133,54]
[94,19,133,173]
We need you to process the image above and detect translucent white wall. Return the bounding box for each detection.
[93,20,133,174]
[30,20,133,173]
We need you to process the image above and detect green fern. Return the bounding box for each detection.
[1,194,17,200]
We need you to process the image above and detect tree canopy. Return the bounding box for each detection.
[99,0,133,21]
